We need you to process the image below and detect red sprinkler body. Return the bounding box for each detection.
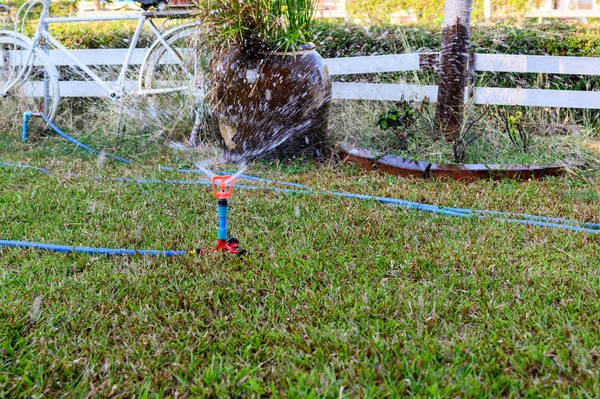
[195,175,246,256]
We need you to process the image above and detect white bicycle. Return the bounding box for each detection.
[0,0,204,124]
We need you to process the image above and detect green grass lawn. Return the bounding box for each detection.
[1,131,600,397]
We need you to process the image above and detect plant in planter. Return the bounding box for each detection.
[196,0,332,160]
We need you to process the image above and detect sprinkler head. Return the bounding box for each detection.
[195,174,247,257]
[211,175,234,199]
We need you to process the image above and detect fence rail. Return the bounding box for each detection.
[11,50,600,109]
[334,83,600,109]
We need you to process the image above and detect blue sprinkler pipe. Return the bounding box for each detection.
[217,199,229,241]
[22,111,33,142]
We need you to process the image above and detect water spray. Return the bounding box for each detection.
[195,175,247,256]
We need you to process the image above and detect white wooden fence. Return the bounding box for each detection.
[17,49,600,109]
[328,53,600,109]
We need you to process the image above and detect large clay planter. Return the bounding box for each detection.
[210,44,332,160]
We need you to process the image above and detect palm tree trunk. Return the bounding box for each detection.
[434,0,473,141]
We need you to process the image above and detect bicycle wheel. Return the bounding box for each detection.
[138,22,206,97]
[0,32,60,127]
[135,22,209,143]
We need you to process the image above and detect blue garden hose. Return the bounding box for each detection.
[11,113,600,232]
[1,161,599,235]
[25,115,598,228]
[0,161,51,174]
[0,240,186,256]
[36,113,132,164]
[30,113,600,229]
[1,161,599,257]
[4,112,598,257]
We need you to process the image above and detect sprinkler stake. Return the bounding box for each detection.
[195,175,247,256]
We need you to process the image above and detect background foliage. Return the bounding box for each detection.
[3,0,78,17]
[346,0,545,24]
[41,20,600,57]
[38,20,600,91]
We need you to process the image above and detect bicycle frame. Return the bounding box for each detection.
[5,0,197,99]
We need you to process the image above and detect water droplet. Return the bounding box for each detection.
[246,69,259,84]
[96,152,106,169]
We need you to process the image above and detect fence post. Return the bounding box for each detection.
[467,52,475,100]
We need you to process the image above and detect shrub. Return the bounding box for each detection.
[375,99,429,150]
[41,19,600,57]
[346,0,544,24]
[42,21,154,49]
